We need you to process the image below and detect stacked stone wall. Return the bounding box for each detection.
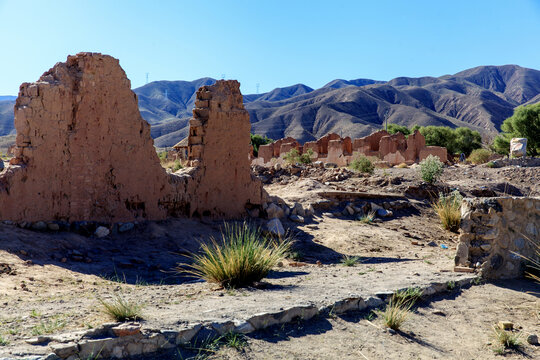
[455,197,539,279]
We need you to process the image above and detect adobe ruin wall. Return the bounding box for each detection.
[0,53,263,223]
[252,129,447,167]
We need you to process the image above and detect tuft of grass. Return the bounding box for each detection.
[31,318,67,335]
[432,190,463,232]
[349,155,375,174]
[178,222,292,288]
[0,335,8,346]
[393,287,422,306]
[219,332,247,350]
[446,280,456,291]
[341,255,360,267]
[357,210,376,224]
[467,148,492,164]
[98,295,143,322]
[491,325,522,353]
[382,296,414,331]
[512,235,540,285]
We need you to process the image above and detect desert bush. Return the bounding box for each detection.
[99,295,143,322]
[157,150,168,162]
[283,148,312,165]
[467,148,492,164]
[432,190,463,232]
[350,155,375,174]
[179,222,292,288]
[493,102,540,156]
[418,154,444,183]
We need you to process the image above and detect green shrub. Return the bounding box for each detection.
[179,222,292,288]
[418,154,444,183]
[350,155,375,174]
[432,190,463,232]
[250,134,273,157]
[493,102,540,156]
[157,150,167,161]
[467,148,492,164]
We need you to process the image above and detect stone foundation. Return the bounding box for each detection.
[0,53,263,222]
[455,197,540,279]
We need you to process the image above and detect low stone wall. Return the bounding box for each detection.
[455,197,539,279]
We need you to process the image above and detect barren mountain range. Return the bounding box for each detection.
[1,65,539,148]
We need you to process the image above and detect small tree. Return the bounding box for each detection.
[493,103,540,156]
[387,124,411,136]
[250,134,273,157]
[418,155,444,184]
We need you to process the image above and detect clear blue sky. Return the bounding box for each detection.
[1,0,539,95]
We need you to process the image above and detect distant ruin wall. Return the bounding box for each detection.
[0,53,262,222]
[252,130,447,166]
[455,197,540,279]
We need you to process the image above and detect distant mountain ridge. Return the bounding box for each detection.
[1,65,539,148]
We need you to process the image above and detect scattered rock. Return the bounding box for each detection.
[497,321,513,330]
[289,214,304,223]
[31,221,47,231]
[112,322,142,337]
[118,222,135,233]
[94,226,110,238]
[47,223,60,231]
[266,203,285,219]
[527,334,539,345]
[266,218,285,237]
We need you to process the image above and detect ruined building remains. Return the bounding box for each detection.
[252,130,447,166]
[455,197,539,279]
[0,53,263,222]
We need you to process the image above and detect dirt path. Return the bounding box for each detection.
[204,280,539,360]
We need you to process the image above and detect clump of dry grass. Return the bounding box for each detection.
[178,222,292,288]
[98,295,143,322]
[396,163,408,168]
[432,190,463,232]
[381,288,420,330]
[491,325,522,353]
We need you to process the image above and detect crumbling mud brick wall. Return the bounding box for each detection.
[183,80,264,218]
[0,53,263,222]
[455,197,540,279]
[0,53,176,222]
[253,129,447,166]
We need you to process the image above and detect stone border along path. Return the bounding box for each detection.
[2,273,478,360]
